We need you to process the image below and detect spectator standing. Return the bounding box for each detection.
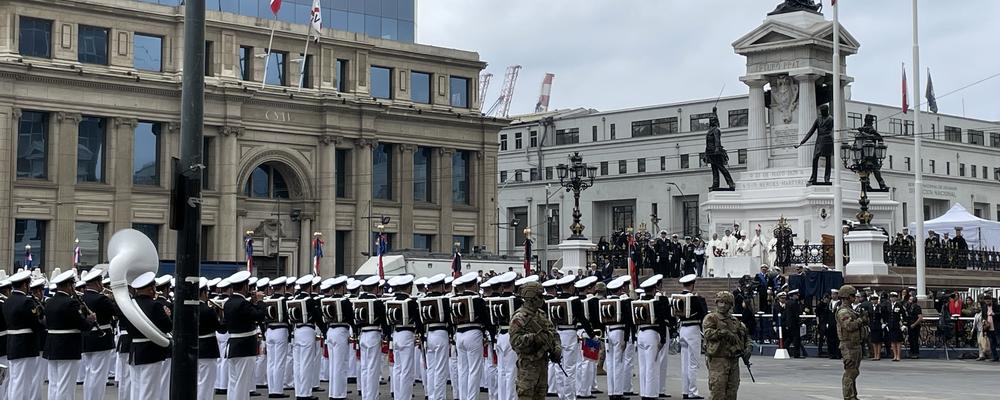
[884,292,907,362]
[906,295,923,359]
[980,293,998,361]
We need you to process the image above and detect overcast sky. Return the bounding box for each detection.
[418,0,1000,121]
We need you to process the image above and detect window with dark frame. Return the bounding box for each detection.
[600,161,608,176]
[547,208,560,245]
[299,54,313,88]
[592,126,598,142]
[202,137,213,190]
[335,59,348,92]
[610,123,616,139]
[411,71,431,104]
[452,150,471,204]
[660,156,666,171]
[75,221,105,267]
[373,143,394,200]
[530,168,539,182]
[514,132,522,149]
[529,131,538,147]
[204,41,213,76]
[77,116,106,183]
[133,122,161,185]
[370,66,392,99]
[728,109,748,128]
[78,25,109,65]
[16,111,49,179]
[499,171,507,183]
[132,223,160,250]
[944,126,962,143]
[690,113,714,131]
[545,166,553,180]
[413,234,434,252]
[336,148,349,198]
[264,50,287,86]
[449,76,470,108]
[18,17,52,58]
[239,46,254,81]
[499,134,508,151]
[244,164,290,199]
[680,154,690,169]
[969,129,984,145]
[960,163,966,177]
[554,128,579,145]
[413,146,432,203]
[14,219,47,270]
[134,33,163,72]
[991,133,1000,148]
[738,149,747,165]
[618,160,627,174]
[847,112,863,129]
[637,158,646,173]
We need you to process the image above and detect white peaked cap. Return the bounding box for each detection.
[52,269,76,285]
[228,270,251,285]
[640,274,663,289]
[361,275,381,287]
[131,271,157,289]
[515,275,539,287]
[574,276,598,289]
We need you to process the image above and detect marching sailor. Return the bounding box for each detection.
[676,274,708,399]
[0,277,11,398]
[223,271,266,400]
[633,275,674,400]
[491,272,524,400]
[4,269,45,400]
[128,271,173,400]
[354,275,387,400]
[574,276,602,399]
[215,278,233,395]
[452,272,495,400]
[602,276,634,400]
[253,278,270,392]
[386,275,422,400]
[80,268,116,400]
[418,274,451,400]
[263,276,290,398]
[45,269,97,400]
[198,277,225,400]
[548,274,596,400]
[320,276,351,399]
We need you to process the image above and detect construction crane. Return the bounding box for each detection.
[534,73,555,113]
[478,72,493,112]
[485,65,522,118]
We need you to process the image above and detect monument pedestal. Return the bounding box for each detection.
[557,239,596,274]
[844,229,889,275]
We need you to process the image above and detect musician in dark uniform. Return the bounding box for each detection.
[43,270,95,399]
[115,284,137,399]
[127,271,173,399]
[601,276,632,400]
[785,289,805,358]
[489,272,522,400]
[220,271,265,400]
[633,275,674,400]
[415,274,450,400]
[4,270,45,399]
[353,275,387,400]
[80,268,116,400]
[196,277,225,400]
[0,278,10,397]
[384,275,422,400]
[884,292,907,361]
[676,274,708,399]
[289,275,324,400]
[574,276,602,398]
[318,276,351,400]
[260,276,289,398]
[450,272,495,400]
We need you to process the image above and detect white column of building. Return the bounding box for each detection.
[217,126,242,262]
[796,74,819,168]
[317,135,338,275]
[54,112,83,266]
[744,78,768,171]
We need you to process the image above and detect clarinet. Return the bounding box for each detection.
[75,290,104,337]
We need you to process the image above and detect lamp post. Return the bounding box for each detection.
[840,133,888,230]
[556,152,598,240]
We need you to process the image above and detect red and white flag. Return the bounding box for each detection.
[270,0,282,16]
[627,232,638,290]
[901,63,909,114]
[310,0,322,37]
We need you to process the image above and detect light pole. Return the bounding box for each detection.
[840,131,888,230]
[540,184,562,274]
[496,169,528,255]
[556,152,598,240]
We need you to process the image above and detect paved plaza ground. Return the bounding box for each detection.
[42,355,1000,399]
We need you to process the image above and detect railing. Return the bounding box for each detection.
[789,244,834,267]
[738,313,978,350]
[885,246,1000,271]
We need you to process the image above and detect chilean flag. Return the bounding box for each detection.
[901,63,909,114]
[312,236,324,277]
[627,232,638,290]
[270,0,282,16]
[376,233,387,280]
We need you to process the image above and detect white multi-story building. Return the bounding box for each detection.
[496,98,1000,269]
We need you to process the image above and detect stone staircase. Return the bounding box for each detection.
[619,273,735,304]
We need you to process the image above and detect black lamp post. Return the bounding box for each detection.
[840,135,887,230]
[556,152,598,240]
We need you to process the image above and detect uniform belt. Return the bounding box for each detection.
[556,325,576,330]
[680,321,702,327]
[267,323,289,329]
[198,333,216,339]
[606,324,625,331]
[97,324,113,330]
[499,325,510,331]
[48,329,82,334]
[637,324,658,331]
[132,338,152,343]
[229,329,260,339]
[295,324,315,329]
[426,323,448,329]
[360,327,381,333]
[327,323,350,329]
[7,328,34,335]
[455,323,482,331]
[394,327,416,333]
[499,329,509,335]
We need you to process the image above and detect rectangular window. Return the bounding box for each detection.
[904,120,914,135]
[698,153,707,168]
[690,112,714,131]
[514,170,523,182]
[680,154,690,169]
[77,116,106,183]
[14,219,47,269]
[996,168,1000,181]
[335,59,348,91]
[592,126,598,142]
[514,132,522,149]
[299,54,313,88]
[371,66,392,99]
[529,131,538,147]
[449,76,470,108]
[972,164,978,178]
[18,17,52,58]
[728,109,748,128]
[889,118,903,135]
[660,156,666,171]
[202,137,213,190]
[610,123,616,139]
[413,234,434,252]
[78,25,109,65]
[618,160,627,174]
[653,117,679,135]
[411,71,431,104]
[554,128,579,145]
[637,158,646,173]
[453,235,472,254]
[239,46,253,80]
[984,166,989,180]
[452,150,471,204]
[631,120,652,137]
[611,205,634,231]
[547,208,560,245]
[134,34,163,72]
[335,231,349,275]
[16,110,49,179]
[75,222,105,267]
[929,160,935,174]
[133,122,161,185]
[529,168,539,181]
[511,208,528,248]
[600,161,608,176]
[499,134,508,151]
[738,149,747,165]
[265,50,287,86]
[499,171,507,183]
[682,200,699,237]
[132,223,160,250]
[960,163,966,177]
[545,166,553,180]
[372,144,393,200]
[413,146,432,203]
[969,129,985,145]
[848,112,863,129]
[992,133,1000,148]
[204,41,214,76]
[905,157,911,171]
[947,161,951,175]
[944,126,962,143]
[889,155,894,170]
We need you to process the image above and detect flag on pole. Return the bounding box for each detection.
[901,63,909,114]
[451,247,463,279]
[310,0,322,39]
[270,0,282,16]
[523,237,533,276]
[312,234,324,277]
[376,233,387,280]
[831,0,836,5]
[73,239,81,266]
[245,236,254,273]
[925,68,938,113]
[627,231,638,290]
[25,246,33,268]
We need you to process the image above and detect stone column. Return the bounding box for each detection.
[53,112,83,267]
[0,108,16,269]
[112,118,138,233]
[437,148,455,253]
[796,74,819,168]
[217,126,243,262]
[398,144,416,249]
[744,78,768,171]
[299,218,312,276]
[316,135,338,275]
[353,138,376,271]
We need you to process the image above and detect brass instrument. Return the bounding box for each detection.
[209,297,227,321]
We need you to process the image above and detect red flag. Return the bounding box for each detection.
[523,238,533,276]
[270,0,282,16]
[627,232,638,290]
[831,0,836,5]
[901,64,909,114]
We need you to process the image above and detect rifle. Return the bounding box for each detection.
[741,354,755,383]
[554,359,569,377]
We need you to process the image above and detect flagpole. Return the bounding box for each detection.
[261,16,277,90]
[832,0,844,273]
[297,36,312,92]
[911,0,927,300]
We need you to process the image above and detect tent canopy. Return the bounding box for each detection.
[355,255,406,276]
[909,203,1000,249]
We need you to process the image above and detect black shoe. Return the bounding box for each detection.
[313,387,325,392]
[250,392,262,397]
[579,396,596,399]
[683,395,704,399]
[258,385,269,389]
[295,397,318,400]
[625,393,639,397]
[547,394,558,398]
[268,395,290,399]
[215,389,228,395]
[347,377,357,384]
[594,390,604,394]
[480,387,489,393]
[660,394,673,398]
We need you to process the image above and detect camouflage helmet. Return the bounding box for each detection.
[839,285,857,298]
[518,281,544,300]
[716,291,735,306]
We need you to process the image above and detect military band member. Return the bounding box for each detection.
[198,277,225,400]
[602,276,633,400]
[345,278,362,385]
[574,276,601,399]
[4,270,44,400]
[451,271,495,400]
[127,271,173,400]
[479,279,497,397]
[385,275,422,400]
[223,271,266,400]
[259,276,289,398]
[547,274,596,400]
[491,273,525,400]
[785,289,805,358]
[80,268,116,400]
[289,275,323,400]
[675,274,707,399]
[0,277,11,398]
[215,277,234,395]
[154,275,174,312]
[320,276,351,400]
[633,275,675,400]
[541,278,560,397]
[44,270,96,400]
[253,277,270,392]
[354,275,387,400]
[419,274,452,400]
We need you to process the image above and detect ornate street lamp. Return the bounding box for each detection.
[556,152,598,240]
[841,134,888,230]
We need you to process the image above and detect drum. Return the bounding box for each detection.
[631,298,658,325]
[670,293,694,319]
[450,295,479,325]
[352,298,381,326]
[487,297,516,327]
[599,298,626,325]
[263,296,286,323]
[287,298,309,324]
[417,296,448,324]
[386,299,414,326]
[320,297,349,324]
[546,297,576,326]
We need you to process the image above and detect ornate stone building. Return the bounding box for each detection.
[1,0,503,276]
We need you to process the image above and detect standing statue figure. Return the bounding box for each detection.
[703,108,736,191]
[509,281,561,400]
[855,114,889,191]
[773,217,794,270]
[702,291,752,400]
[795,104,835,185]
[768,0,822,15]
[836,285,868,400]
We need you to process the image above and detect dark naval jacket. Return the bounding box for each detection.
[223,293,265,358]
[3,290,45,360]
[44,291,95,360]
[82,288,117,352]
[128,294,172,365]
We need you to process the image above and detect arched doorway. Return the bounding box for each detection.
[238,159,312,278]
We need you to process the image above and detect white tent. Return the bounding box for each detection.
[354,255,407,277]
[909,203,1000,249]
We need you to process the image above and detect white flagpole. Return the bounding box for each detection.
[297,35,313,91]
[911,0,927,299]
[261,16,277,90]
[832,0,844,272]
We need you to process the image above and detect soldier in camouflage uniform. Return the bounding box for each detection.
[510,281,562,400]
[702,291,751,400]
[836,285,868,400]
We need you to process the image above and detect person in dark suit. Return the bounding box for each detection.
[784,289,805,358]
[80,268,116,400]
[0,278,10,397]
[198,277,226,400]
[224,271,267,400]
[980,293,999,361]
[45,270,97,399]
[128,271,173,400]
[3,270,46,399]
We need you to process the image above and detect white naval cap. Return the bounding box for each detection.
[29,279,46,290]
[248,277,258,286]
[787,289,800,295]
[256,277,270,288]
[444,276,454,285]
[131,271,157,289]
[312,276,322,286]
[9,270,32,284]
[388,275,415,287]
[0,279,11,289]
[679,274,697,284]
[484,276,500,287]
[574,276,598,289]
[331,276,349,286]
[102,277,111,285]
[495,272,518,285]
[555,275,575,286]
[154,275,172,287]
[207,277,222,287]
[199,277,209,290]
[82,268,104,283]
[51,269,76,285]
[320,278,336,291]
[606,277,627,290]
[75,280,86,289]
[639,274,663,289]
[426,274,446,285]
[295,274,315,286]
[217,278,232,289]
[541,279,560,288]
[515,275,539,287]
[228,270,252,285]
[361,275,381,287]
[284,276,298,286]
[480,281,492,289]
[346,279,362,291]
[269,276,287,287]
[413,276,428,287]
[454,272,479,286]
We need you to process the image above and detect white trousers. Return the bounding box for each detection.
[484,343,497,400]
[283,340,294,389]
[264,327,289,394]
[227,356,255,400]
[131,362,165,400]
[547,361,556,394]
[425,330,450,400]
[215,332,230,390]
[348,326,358,379]
[8,356,42,400]
[605,329,626,396]
[415,337,426,384]
[576,357,596,397]
[160,359,171,399]
[0,355,8,399]
[254,343,267,387]
[76,356,86,384]
[116,353,131,400]
[659,335,670,396]
[391,330,416,400]
[623,339,636,393]
[455,329,484,400]
[197,359,218,400]
[358,330,382,400]
[293,326,317,397]
[48,359,78,400]
[82,350,114,400]
[494,332,517,400]
[637,329,663,398]
[679,325,702,396]
[448,348,459,399]
[556,329,580,400]
[326,327,350,399]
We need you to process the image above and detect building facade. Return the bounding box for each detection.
[1,0,501,276]
[497,98,1000,267]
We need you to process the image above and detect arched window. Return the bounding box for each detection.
[244,164,289,199]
